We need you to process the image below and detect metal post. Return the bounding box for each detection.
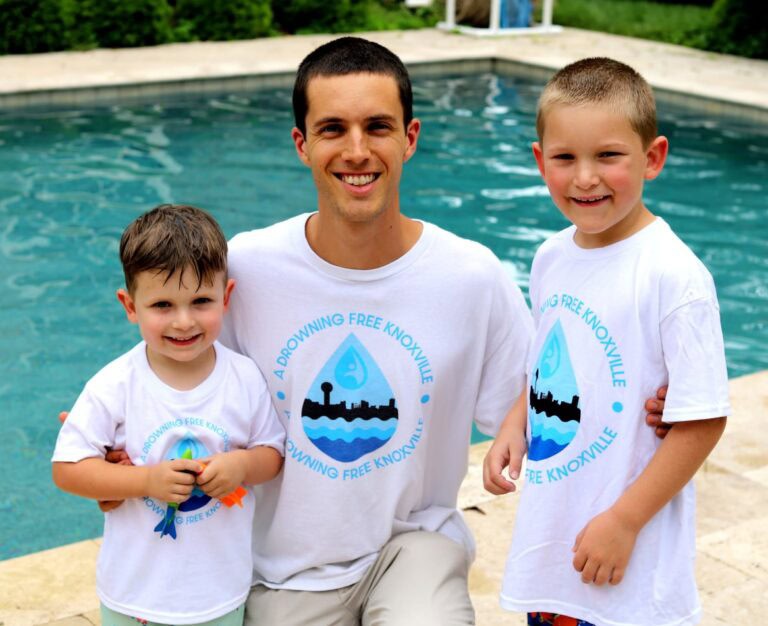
[445,0,456,29]
[489,0,501,32]
[542,0,554,27]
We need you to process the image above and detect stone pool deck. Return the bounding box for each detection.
[0,27,766,626]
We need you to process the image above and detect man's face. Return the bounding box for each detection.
[291,73,420,225]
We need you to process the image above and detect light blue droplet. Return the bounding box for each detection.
[277,391,285,400]
[612,402,623,413]
[420,394,430,404]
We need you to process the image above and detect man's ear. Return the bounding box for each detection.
[291,127,311,167]
[403,118,421,163]
[116,288,138,324]
[532,142,546,178]
[223,279,236,311]
[644,136,669,181]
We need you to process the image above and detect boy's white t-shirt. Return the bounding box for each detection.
[221,213,534,591]
[501,219,731,626]
[52,342,285,624]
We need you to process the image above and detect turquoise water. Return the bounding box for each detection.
[1,73,766,560]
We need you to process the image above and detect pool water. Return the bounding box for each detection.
[1,72,766,560]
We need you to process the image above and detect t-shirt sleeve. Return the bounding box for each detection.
[660,296,731,422]
[51,383,120,463]
[474,267,534,437]
[246,376,286,456]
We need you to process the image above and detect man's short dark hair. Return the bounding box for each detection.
[292,36,413,136]
[119,204,228,294]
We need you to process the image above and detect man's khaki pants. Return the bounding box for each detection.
[244,531,475,626]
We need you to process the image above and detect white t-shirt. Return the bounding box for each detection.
[221,213,533,591]
[52,342,285,624]
[501,219,731,626]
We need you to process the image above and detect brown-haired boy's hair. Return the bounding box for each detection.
[536,57,658,148]
[119,204,227,294]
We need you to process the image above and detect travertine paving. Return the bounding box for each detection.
[0,27,766,626]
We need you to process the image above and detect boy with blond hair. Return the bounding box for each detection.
[484,58,730,626]
[53,204,284,625]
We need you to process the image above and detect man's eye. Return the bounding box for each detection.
[320,124,343,134]
[369,122,392,132]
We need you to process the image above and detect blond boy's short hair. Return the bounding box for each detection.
[536,57,657,148]
[119,204,228,294]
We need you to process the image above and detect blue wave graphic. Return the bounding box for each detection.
[529,412,579,445]
[301,416,397,441]
[309,436,388,463]
[529,435,569,461]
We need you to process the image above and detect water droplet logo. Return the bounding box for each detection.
[528,320,581,461]
[302,334,398,462]
[165,434,211,512]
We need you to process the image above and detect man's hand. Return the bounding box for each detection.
[145,459,200,503]
[483,430,526,495]
[196,451,248,499]
[645,385,670,439]
[572,508,639,586]
[59,411,133,512]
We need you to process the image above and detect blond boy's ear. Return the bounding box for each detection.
[116,289,138,324]
[644,136,669,181]
[532,142,546,178]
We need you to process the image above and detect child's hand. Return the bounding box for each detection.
[196,451,248,499]
[483,428,527,495]
[145,458,200,503]
[572,508,639,586]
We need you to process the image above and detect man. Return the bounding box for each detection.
[221,36,533,625]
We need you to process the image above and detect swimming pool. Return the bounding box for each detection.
[2,71,766,560]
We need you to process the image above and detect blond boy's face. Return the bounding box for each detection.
[117,267,234,374]
[533,102,667,248]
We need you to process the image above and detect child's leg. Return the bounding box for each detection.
[101,603,245,626]
[527,612,595,626]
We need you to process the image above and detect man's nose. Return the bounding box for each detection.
[341,128,371,162]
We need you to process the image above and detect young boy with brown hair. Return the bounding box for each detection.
[484,58,730,626]
[52,204,284,625]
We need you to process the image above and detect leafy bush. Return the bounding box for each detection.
[0,0,73,53]
[271,0,358,34]
[70,0,173,49]
[551,0,712,48]
[706,0,768,59]
[174,0,272,42]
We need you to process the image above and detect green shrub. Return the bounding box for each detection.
[70,0,173,49]
[271,0,358,34]
[706,0,768,59]
[174,0,272,42]
[551,0,712,48]
[0,0,73,53]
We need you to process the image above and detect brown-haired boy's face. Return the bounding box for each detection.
[533,103,667,248]
[116,267,235,379]
[290,73,420,226]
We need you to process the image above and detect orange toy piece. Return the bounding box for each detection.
[196,462,248,508]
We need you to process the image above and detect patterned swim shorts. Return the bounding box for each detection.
[528,611,595,626]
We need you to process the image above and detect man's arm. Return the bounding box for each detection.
[572,415,726,586]
[52,456,200,503]
[645,385,671,438]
